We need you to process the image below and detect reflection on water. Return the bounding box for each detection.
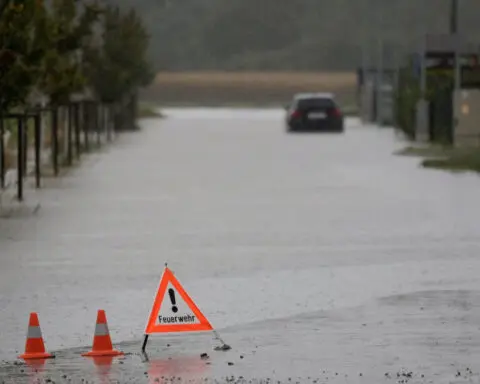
[25,359,46,384]
[146,354,210,384]
[91,356,115,383]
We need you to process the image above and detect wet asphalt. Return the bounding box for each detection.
[1,108,480,383]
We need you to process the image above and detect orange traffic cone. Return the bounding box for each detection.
[82,310,123,357]
[19,312,54,360]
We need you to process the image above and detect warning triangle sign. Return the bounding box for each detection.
[145,267,213,334]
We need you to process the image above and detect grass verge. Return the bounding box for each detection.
[422,149,480,173]
[137,104,164,118]
[396,145,480,174]
[395,145,454,158]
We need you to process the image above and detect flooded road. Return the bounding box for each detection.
[1,108,480,383]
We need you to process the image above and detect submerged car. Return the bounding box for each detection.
[285,93,344,133]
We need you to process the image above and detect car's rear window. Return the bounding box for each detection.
[297,97,335,110]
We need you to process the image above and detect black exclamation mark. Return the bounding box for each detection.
[168,288,178,313]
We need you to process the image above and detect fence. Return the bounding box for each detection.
[0,96,137,203]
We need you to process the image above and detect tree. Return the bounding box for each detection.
[83,5,154,104]
[200,0,303,62]
[101,0,480,71]
[37,0,102,105]
[0,0,46,112]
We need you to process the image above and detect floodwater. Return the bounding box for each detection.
[1,108,480,383]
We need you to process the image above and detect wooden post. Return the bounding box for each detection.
[17,117,24,201]
[34,113,41,188]
[67,104,73,166]
[83,101,90,152]
[96,103,101,148]
[52,108,59,177]
[0,116,4,189]
[74,103,81,159]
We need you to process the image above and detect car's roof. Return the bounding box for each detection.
[293,92,335,100]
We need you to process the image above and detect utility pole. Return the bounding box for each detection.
[451,0,461,91]
[376,38,384,125]
[360,0,369,123]
[416,2,429,143]
[360,6,368,88]
[374,0,384,125]
[450,0,458,34]
[451,0,461,143]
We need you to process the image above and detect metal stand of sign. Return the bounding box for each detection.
[140,350,150,363]
[213,330,231,351]
[141,335,149,352]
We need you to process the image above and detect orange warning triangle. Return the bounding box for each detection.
[145,267,213,334]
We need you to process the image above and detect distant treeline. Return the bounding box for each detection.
[109,0,480,71]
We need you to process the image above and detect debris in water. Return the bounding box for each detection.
[214,344,232,351]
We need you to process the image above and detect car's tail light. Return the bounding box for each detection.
[331,108,341,117]
[290,109,301,119]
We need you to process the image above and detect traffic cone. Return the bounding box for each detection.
[18,312,54,360]
[82,310,123,357]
